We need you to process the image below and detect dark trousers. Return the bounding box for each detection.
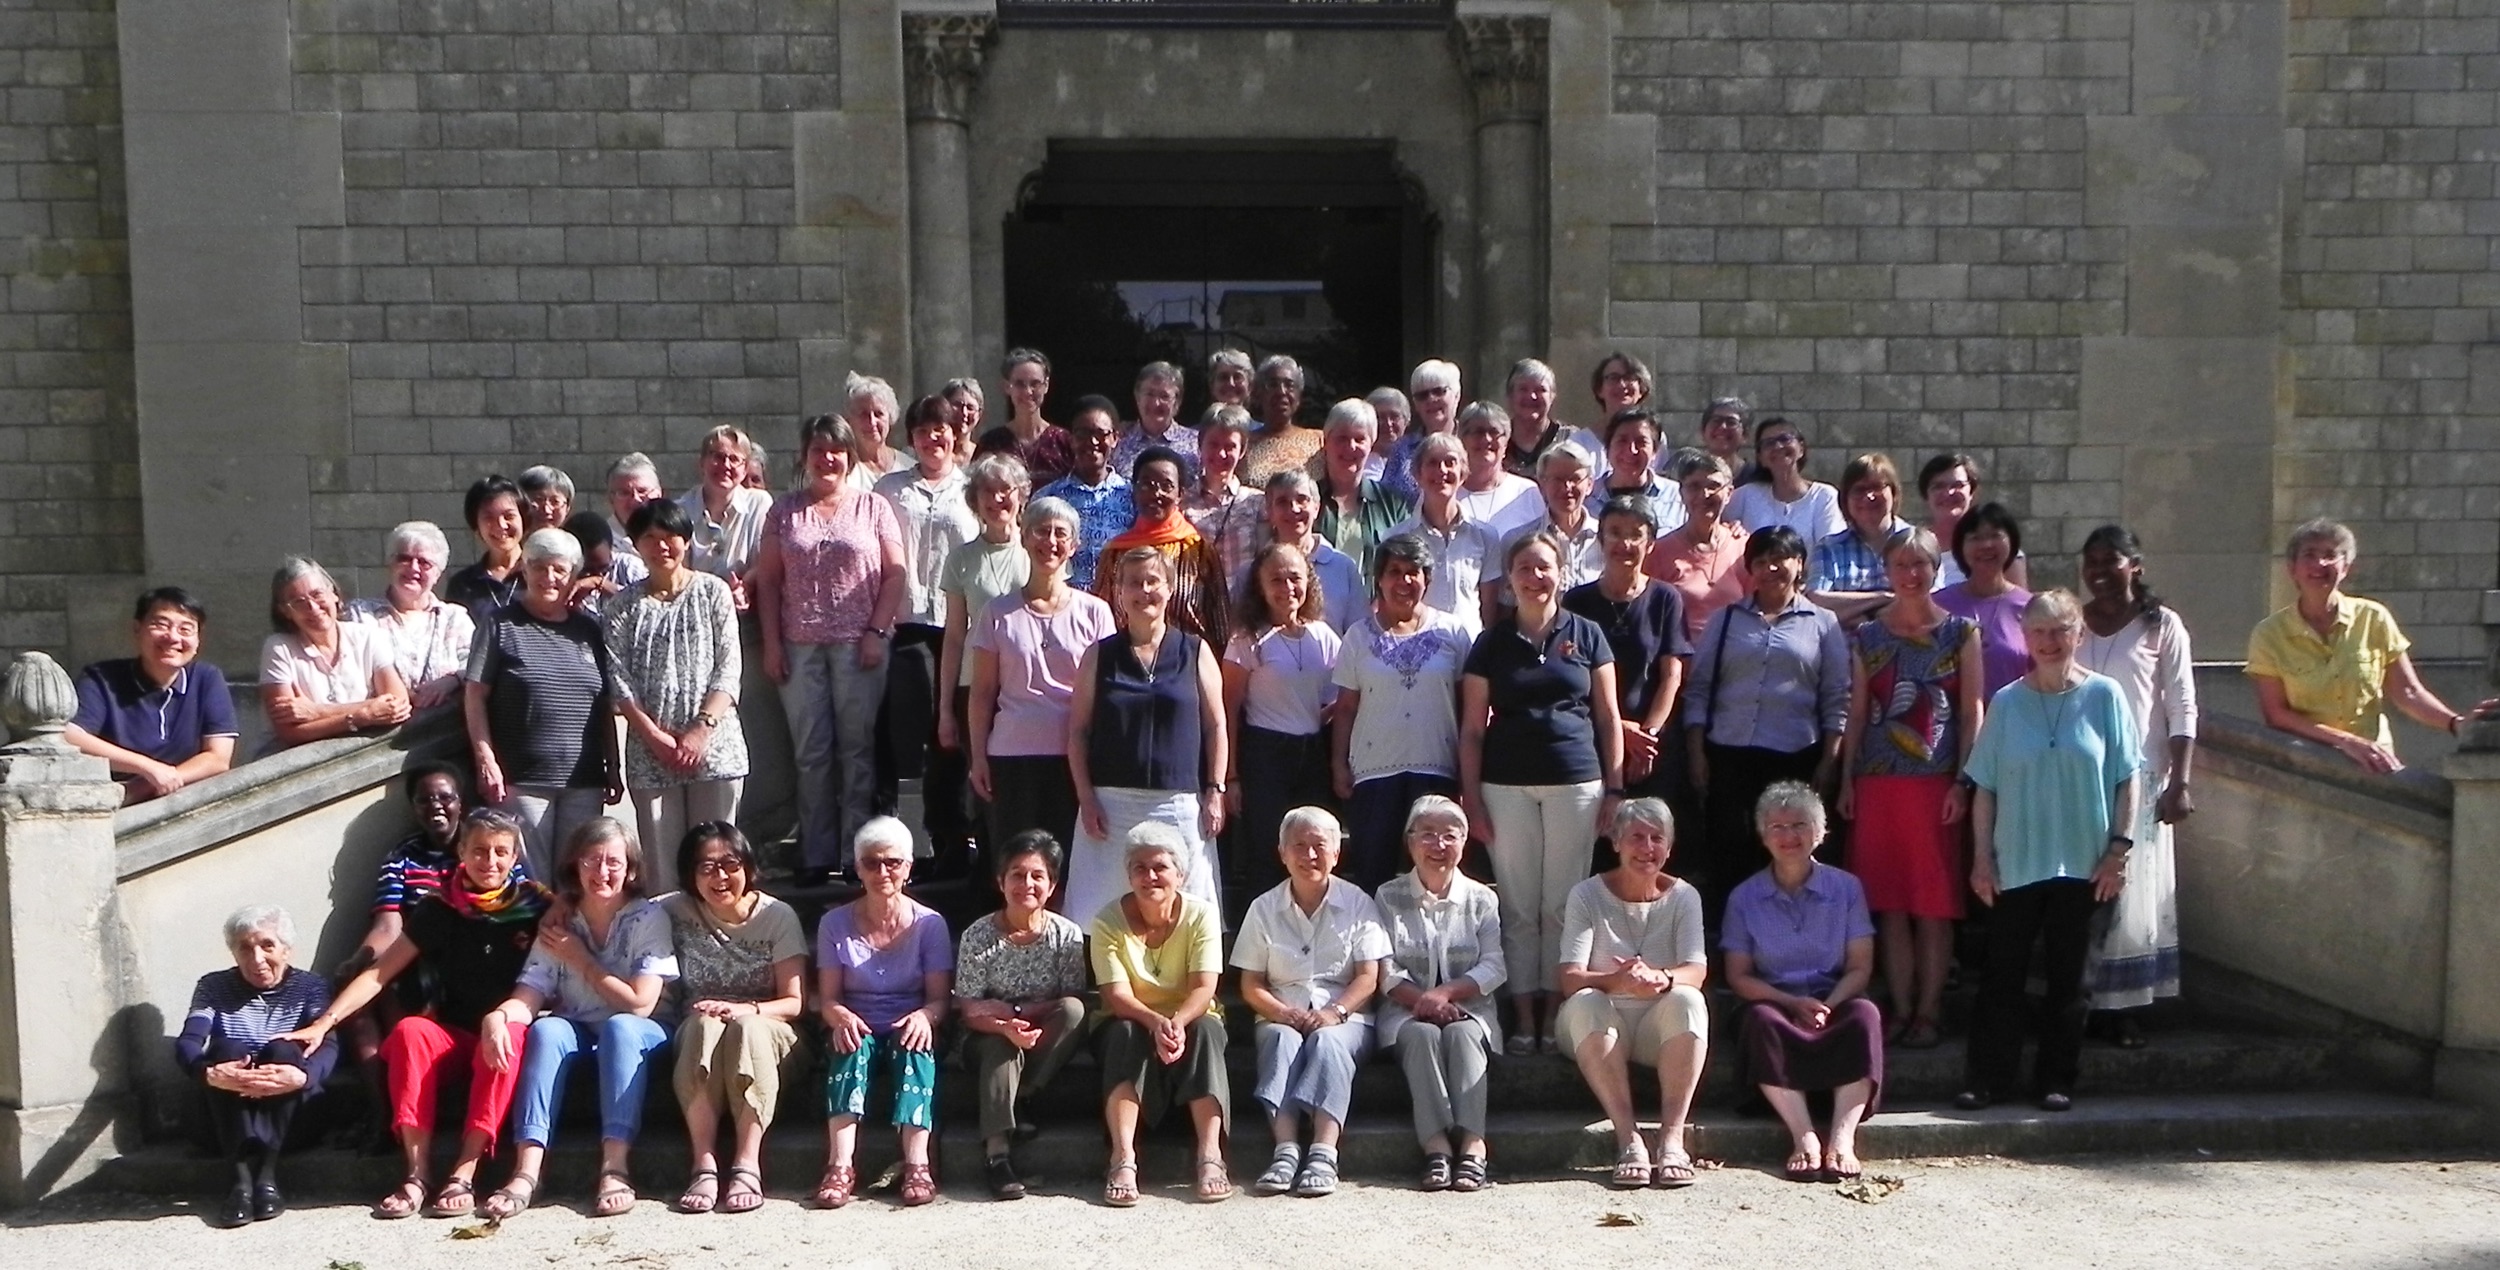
[879,625,973,871]
[1965,877,2100,1097]
[1344,771,1463,891]
[1097,1014,1230,1128]
[1232,726,1337,896]
[199,1037,322,1162]
[1698,741,1824,930]
[987,754,1079,861]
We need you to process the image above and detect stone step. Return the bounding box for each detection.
[90,1090,2482,1202]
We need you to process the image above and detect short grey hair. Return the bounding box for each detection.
[224,903,296,951]
[1753,780,1827,839]
[844,371,899,421]
[1023,494,1079,535]
[1124,820,1190,876]
[854,814,915,862]
[1198,403,1253,439]
[1883,525,1943,569]
[267,556,342,634]
[1412,432,1464,476]
[1671,448,1734,484]
[520,527,584,572]
[1264,467,1318,501]
[964,452,1031,507]
[1456,400,1512,439]
[1507,358,1557,393]
[942,376,985,408]
[1323,398,1379,440]
[1410,359,1461,398]
[1610,796,1675,843]
[1366,386,1412,423]
[606,452,658,484]
[1209,347,1253,378]
[2286,516,2358,564]
[1537,439,1596,479]
[1135,360,1183,390]
[2024,587,2086,631]
[384,520,452,568]
[1403,793,1468,840]
[518,464,575,502]
[1276,805,1344,851]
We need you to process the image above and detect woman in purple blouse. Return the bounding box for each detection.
[812,817,954,1209]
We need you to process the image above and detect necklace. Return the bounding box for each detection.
[2035,675,2078,747]
[1270,625,1308,674]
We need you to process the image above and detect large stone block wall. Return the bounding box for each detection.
[1610,1,2134,567]
[2280,0,2500,660]
[0,0,141,650]
[291,0,843,574]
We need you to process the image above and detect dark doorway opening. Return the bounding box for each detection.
[1004,143,1433,425]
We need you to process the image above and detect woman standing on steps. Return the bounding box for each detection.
[2076,525,2198,1048]
[1957,590,2142,1113]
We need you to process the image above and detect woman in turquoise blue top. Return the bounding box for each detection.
[1956,590,2141,1113]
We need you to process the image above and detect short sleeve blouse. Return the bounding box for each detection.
[1332,609,1474,784]
[953,910,1090,1003]
[260,624,394,707]
[763,488,900,645]
[1224,623,1342,736]
[1088,894,1224,1017]
[1465,610,1616,786]
[817,896,955,1031]
[971,589,1118,757]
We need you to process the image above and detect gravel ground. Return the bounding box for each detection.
[7,1156,2495,1269]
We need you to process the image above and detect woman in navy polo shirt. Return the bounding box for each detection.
[1460,529,1626,1057]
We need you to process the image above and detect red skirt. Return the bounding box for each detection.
[1849,773,1965,920]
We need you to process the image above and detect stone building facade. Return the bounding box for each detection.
[1,0,2493,669]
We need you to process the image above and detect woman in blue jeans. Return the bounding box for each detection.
[480,818,679,1219]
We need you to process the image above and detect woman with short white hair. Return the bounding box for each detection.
[812,816,955,1208]
[261,555,411,750]
[1232,805,1388,1198]
[1375,794,1504,1192]
[179,904,336,1226]
[465,527,621,879]
[1314,397,1413,578]
[1093,821,1232,1205]
[349,521,478,709]
[518,464,576,533]
[1502,358,1600,480]
[1382,359,1462,504]
[842,371,911,487]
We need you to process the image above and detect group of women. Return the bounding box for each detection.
[167,343,2500,1222]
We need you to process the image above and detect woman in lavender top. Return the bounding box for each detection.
[813,817,955,1209]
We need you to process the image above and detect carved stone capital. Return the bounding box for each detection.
[903,13,998,124]
[0,651,77,754]
[1451,14,1549,124]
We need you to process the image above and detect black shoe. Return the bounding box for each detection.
[985,1154,1026,1201]
[1011,1120,1041,1143]
[215,1183,253,1229]
[1953,1089,1994,1111]
[2038,1091,2074,1112]
[252,1182,284,1221]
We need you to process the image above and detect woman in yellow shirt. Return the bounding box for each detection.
[2247,518,2494,773]
[1089,821,1232,1206]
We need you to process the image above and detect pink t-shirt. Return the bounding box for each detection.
[1648,519,1751,646]
[970,589,1117,757]
[764,489,900,645]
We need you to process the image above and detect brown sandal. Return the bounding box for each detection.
[898,1161,936,1207]
[814,1163,856,1209]
[721,1166,765,1214]
[373,1175,427,1220]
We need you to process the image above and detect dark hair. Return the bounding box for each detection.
[1743,524,1809,569]
[1596,493,1657,537]
[1237,540,1328,633]
[798,411,858,460]
[1130,444,1186,486]
[463,473,522,534]
[403,759,467,805]
[626,496,693,543]
[906,393,952,433]
[1371,532,1434,590]
[1918,452,1981,498]
[1590,351,1653,401]
[1747,416,1803,483]
[675,820,758,894]
[561,510,614,553]
[1002,347,1051,378]
[454,806,527,860]
[133,585,207,625]
[1602,406,1660,449]
[1951,501,2024,574]
[992,828,1064,888]
[1068,394,1121,432]
[2081,523,2165,626]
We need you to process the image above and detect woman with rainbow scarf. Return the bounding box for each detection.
[282,808,552,1219]
[1091,446,1228,643]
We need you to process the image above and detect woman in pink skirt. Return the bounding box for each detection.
[1838,527,1983,1049]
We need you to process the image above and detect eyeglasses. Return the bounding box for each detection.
[695,858,746,878]
[283,594,331,612]
[859,856,910,872]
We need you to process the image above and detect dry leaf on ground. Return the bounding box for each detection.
[1597,1209,1646,1227]
[1836,1173,1908,1204]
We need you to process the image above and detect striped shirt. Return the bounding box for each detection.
[465,603,614,788]
[372,833,458,913]
[176,967,332,1073]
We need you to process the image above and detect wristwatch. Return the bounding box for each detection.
[693,711,720,729]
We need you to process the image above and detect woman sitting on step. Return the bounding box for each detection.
[664,821,807,1216]
[178,904,336,1228]
[1722,780,1883,1184]
[812,817,955,1209]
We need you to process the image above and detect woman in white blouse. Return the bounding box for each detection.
[1373,794,1504,1193]
[1725,416,1844,543]
[1222,541,1341,896]
[1556,797,1709,1190]
[346,521,476,709]
[262,556,410,751]
[2075,525,2197,1047]
[1230,805,1389,1199]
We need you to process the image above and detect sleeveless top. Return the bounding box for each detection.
[1087,627,1204,792]
[1851,612,1976,778]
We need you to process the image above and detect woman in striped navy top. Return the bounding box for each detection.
[177,904,335,1228]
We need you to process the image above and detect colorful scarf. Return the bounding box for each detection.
[1106,513,1202,552]
[439,864,552,925]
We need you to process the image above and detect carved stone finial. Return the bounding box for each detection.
[1451,14,1549,124]
[903,13,998,124]
[0,650,79,754]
